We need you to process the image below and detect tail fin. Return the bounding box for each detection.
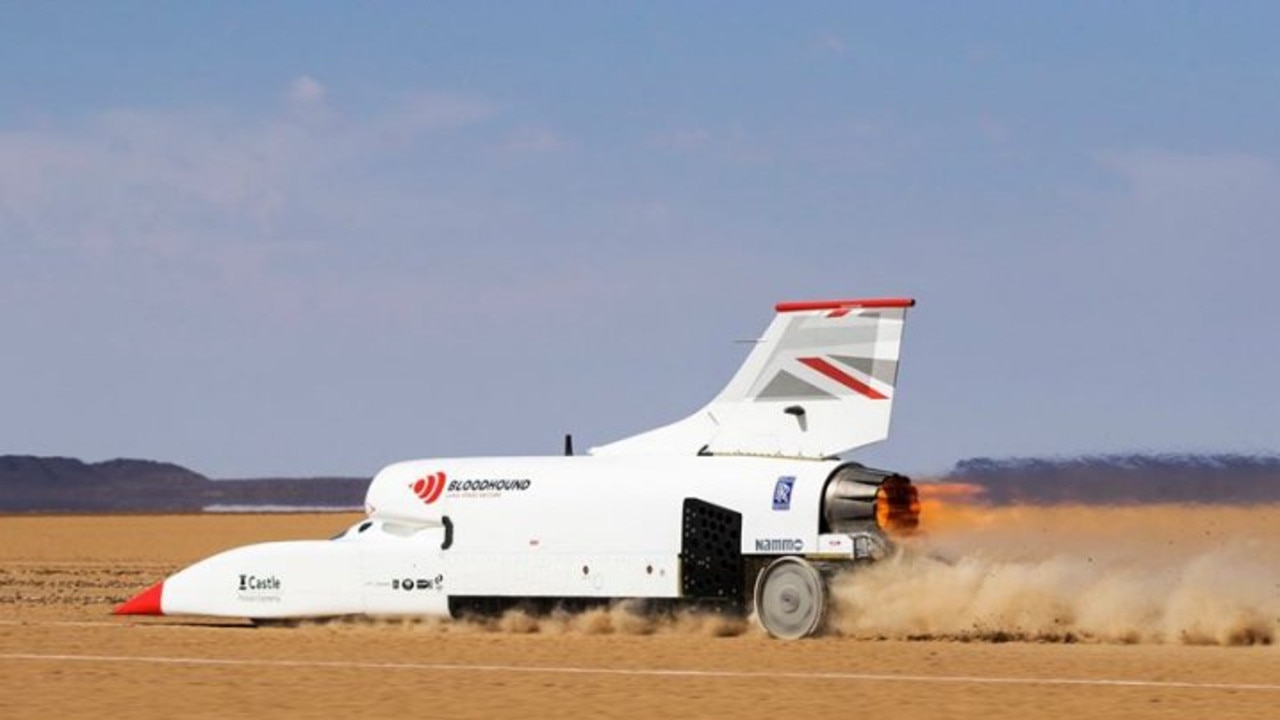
[591,298,915,459]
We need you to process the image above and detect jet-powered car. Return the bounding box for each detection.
[117,297,920,638]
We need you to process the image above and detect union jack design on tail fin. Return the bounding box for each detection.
[592,298,914,459]
[746,305,906,402]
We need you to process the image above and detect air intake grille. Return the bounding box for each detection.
[680,498,744,602]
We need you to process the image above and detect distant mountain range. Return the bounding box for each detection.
[2,453,1278,512]
[946,453,1280,505]
[0,455,366,512]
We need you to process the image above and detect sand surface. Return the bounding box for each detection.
[2,508,1278,719]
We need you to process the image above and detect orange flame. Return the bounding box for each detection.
[917,482,986,499]
[875,478,922,534]
[914,482,990,532]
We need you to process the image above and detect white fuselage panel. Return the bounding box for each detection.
[365,455,837,598]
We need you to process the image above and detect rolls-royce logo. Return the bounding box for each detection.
[772,476,795,510]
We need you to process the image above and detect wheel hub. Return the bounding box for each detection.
[753,557,828,639]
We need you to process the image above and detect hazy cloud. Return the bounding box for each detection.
[1097,149,1279,247]
[381,91,496,139]
[0,83,506,264]
[287,75,327,105]
[502,127,566,154]
[815,32,848,56]
[650,128,712,150]
[975,114,1012,146]
[1,110,304,259]
[1100,149,1277,211]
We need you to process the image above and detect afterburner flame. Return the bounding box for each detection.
[913,482,990,533]
[875,477,921,533]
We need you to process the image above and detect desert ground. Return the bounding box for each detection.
[2,506,1278,719]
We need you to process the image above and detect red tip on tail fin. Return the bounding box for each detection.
[775,298,915,312]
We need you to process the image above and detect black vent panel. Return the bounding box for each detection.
[680,498,744,602]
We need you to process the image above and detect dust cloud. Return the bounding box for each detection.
[492,604,749,637]
[829,502,1280,645]
[306,601,749,638]
[301,502,1280,645]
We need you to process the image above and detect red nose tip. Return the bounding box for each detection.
[114,581,165,615]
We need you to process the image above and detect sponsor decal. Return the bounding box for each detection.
[446,477,532,498]
[754,538,805,553]
[409,471,533,503]
[238,574,282,591]
[772,476,795,511]
[237,574,283,602]
[410,472,447,505]
[391,574,445,592]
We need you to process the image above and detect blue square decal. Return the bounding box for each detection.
[772,476,795,510]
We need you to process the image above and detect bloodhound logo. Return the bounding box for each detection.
[410,471,447,505]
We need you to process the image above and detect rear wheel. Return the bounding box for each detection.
[752,556,827,639]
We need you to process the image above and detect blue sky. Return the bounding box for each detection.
[2,2,1276,477]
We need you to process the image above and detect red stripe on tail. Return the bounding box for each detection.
[798,357,887,400]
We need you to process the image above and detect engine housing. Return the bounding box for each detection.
[821,463,920,534]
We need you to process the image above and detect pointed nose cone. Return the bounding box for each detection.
[115,581,165,615]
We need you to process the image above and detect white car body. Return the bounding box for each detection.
[119,297,919,638]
